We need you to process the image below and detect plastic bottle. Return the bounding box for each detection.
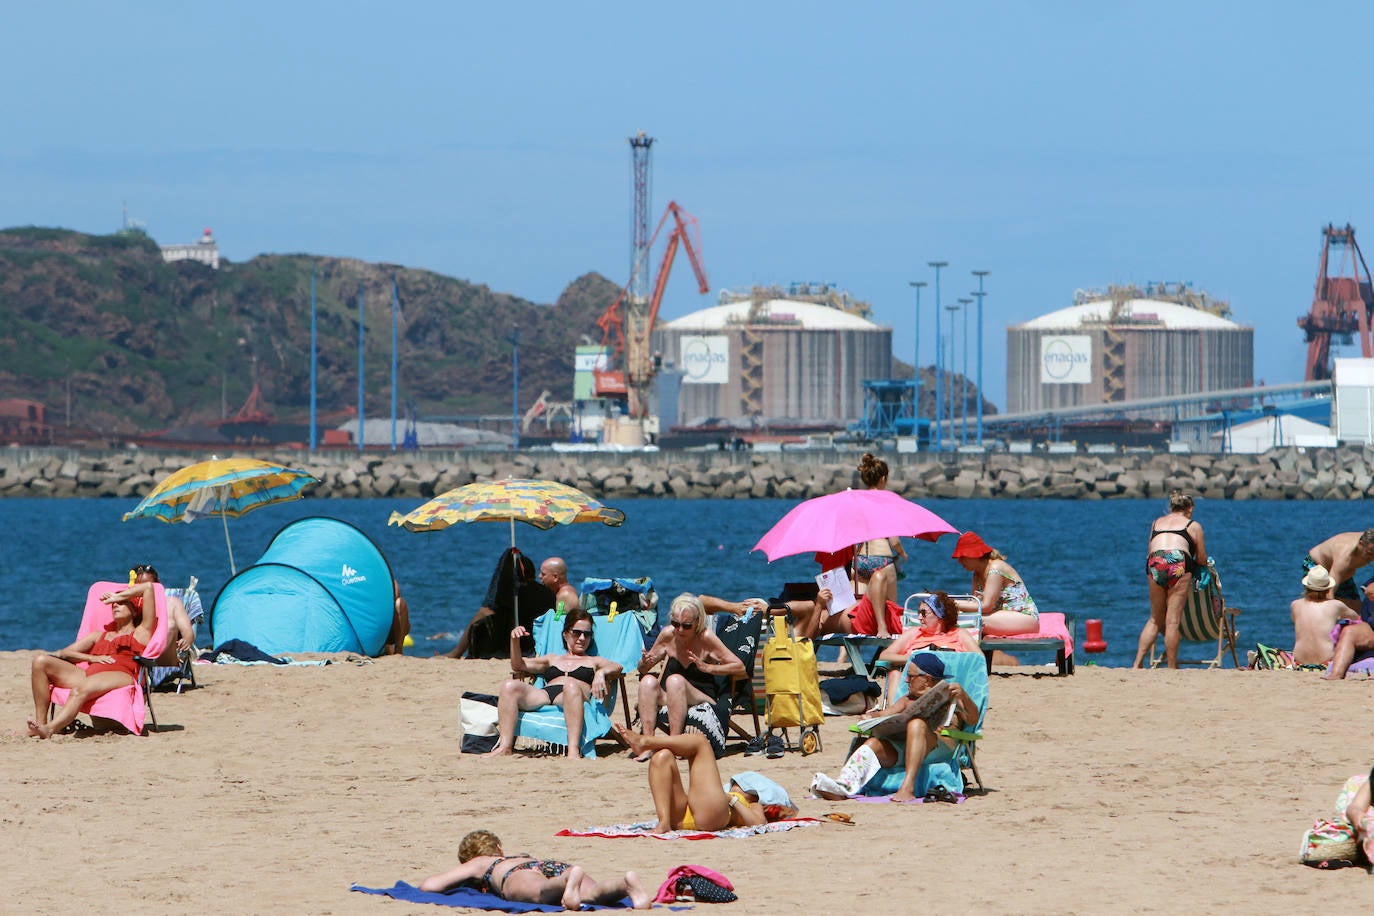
[608,600,619,622]
[555,600,565,620]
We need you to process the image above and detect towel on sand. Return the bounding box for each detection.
[556,818,820,840]
[350,882,637,911]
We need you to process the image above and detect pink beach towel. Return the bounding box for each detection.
[48,581,168,736]
[556,818,820,841]
[654,865,735,904]
[991,611,1074,657]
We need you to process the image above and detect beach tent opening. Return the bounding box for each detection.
[209,516,395,656]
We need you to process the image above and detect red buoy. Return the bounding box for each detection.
[1084,618,1107,653]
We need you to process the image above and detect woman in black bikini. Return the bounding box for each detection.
[420,829,650,909]
[1132,490,1208,669]
[484,609,623,759]
[633,594,744,761]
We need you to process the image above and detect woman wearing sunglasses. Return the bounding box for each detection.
[632,594,743,761]
[485,608,623,759]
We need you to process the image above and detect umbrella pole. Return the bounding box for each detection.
[222,510,236,575]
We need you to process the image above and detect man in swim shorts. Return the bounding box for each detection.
[1305,529,1374,613]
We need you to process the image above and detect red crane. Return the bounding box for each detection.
[595,200,709,418]
[1298,223,1374,381]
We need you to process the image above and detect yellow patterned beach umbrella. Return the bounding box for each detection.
[123,457,319,574]
[388,478,625,546]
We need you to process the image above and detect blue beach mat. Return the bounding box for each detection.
[349,882,670,911]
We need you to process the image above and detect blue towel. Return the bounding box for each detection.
[350,882,634,911]
[726,771,792,808]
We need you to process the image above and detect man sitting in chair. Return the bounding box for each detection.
[131,565,196,668]
[812,652,977,802]
[538,557,581,612]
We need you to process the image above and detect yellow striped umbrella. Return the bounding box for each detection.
[387,478,625,546]
[123,457,318,573]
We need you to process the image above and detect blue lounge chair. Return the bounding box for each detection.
[510,608,645,758]
[846,649,989,797]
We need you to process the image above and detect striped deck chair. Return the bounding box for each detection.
[1150,559,1241,668]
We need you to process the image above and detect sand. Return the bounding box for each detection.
[4,653,1372,914]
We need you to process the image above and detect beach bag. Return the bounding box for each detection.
[761,615,824,754]
[459,692,499,754]
[1299,818,1361,868]
[654,866,736,904]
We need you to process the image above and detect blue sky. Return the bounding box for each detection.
[4,2,1370,410]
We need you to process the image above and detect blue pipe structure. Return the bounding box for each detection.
[909,280,926,427]
[357,285,365,452]
[390,276,399,451]
[972,270,989,447]
[511,325,520,451]
[928,261,947,451]
[309,268,317,451]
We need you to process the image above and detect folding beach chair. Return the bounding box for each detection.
[143,577,204,693]
[711,609,764,748]
[846,649,989,797]
[1148,559,1241,669]
[511,607,645,757]
[50,581,169,736]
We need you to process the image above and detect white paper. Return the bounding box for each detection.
[816,567,856,616]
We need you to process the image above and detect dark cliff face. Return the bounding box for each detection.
[0,227,619,434]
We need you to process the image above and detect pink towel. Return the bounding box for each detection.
[989,611,1074,656]
[654,865,734,904]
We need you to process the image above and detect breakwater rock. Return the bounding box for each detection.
[1,445,1371,502]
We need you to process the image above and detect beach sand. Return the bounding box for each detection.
[4,652,1372,914]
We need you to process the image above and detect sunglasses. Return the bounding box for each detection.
[131,564,157,575]
[568,628,593,639]
[668,618,696,631]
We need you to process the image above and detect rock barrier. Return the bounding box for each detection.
[2,445,1372,502]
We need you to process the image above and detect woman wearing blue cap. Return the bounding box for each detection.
[812,652,978,803]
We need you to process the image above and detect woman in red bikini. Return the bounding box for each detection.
[26,581,158,739]
[484,608,623,759]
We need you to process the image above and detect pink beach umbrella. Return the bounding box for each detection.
[751,488,958,562]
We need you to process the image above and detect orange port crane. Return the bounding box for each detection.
[1298,223,1374,381]
[595,200,709,418]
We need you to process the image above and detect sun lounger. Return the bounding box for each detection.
[981,611,1076,676]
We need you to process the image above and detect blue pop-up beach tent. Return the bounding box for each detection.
[209,516,395,656]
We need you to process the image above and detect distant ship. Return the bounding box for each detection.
[136,384,356,449]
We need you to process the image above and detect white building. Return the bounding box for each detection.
[161,228,220,269]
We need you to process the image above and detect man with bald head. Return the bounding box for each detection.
[540,557,580,612]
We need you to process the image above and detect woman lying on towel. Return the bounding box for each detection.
[875,592,979,704]
[812,652,978,803]
[485,609,623,759]
[420,829,650,910]
[25,581,158,739]
[614,725,797,833]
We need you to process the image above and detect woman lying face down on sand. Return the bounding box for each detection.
[485,608,623,759]
[419,829,649,909]
[614,725,797,833]
[25,581,158,739]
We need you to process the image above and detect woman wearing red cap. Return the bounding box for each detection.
[24,581,158,739]
[951,531,1040,636]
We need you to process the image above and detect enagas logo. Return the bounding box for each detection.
[682,338,727,381]
[340,563,367,586]
[1042,339,1089,381]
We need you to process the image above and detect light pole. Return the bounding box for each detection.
[972,270,989,446]
[944,302,958,450]
[958,297,972,445]
[908,280,926,425]
[928,261,947,452]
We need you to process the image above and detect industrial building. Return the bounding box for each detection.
[1006,284,1253,417]
[652,285,892,426]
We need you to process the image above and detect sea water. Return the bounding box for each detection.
[1,496,1367,667]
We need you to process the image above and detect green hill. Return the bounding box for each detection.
[0,227,620,435]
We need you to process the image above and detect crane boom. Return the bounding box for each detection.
[596,200,709,419]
